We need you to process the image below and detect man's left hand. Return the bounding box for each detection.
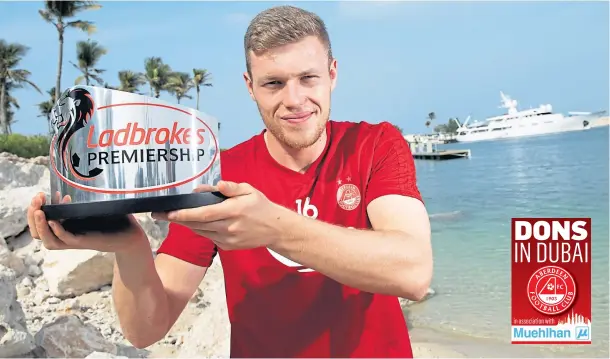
[152,181,286,250]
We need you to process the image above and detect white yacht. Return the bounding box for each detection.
[454,92,604,143]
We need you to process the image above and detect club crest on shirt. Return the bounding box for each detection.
[336,178,361,211]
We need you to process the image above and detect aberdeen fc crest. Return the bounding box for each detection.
[337,180,361,211]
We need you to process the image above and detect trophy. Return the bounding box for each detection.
[41,86,225,234]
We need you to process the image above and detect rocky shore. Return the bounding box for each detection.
[0,151,435,358]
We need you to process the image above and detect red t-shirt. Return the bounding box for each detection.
[157,120,423,358]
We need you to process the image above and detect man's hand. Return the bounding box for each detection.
[27,192,148,252]
[152,181,287,250]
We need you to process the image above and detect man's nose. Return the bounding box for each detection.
[282,81,306,108]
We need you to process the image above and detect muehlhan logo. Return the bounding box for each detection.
[575,326,590,340]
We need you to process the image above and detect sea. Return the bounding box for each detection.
[405,125,609,358]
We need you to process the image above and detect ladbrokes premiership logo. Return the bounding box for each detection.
[511,218,592,344]
[49,86,218,195]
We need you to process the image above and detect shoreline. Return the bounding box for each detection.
[409,325,553,358]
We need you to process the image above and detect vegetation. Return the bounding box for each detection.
[39,0,101,101]
[72,39,107,86]
[424,112,435,128]
[0,0,214,154]
[0,133,50,158]
[395,111,461,136]
[0,40,42,135]
[433,118,460,134]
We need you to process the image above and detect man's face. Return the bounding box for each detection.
[244,36,337,149]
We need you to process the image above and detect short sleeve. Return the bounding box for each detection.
[156,222,217,267]
[364,122,423,206]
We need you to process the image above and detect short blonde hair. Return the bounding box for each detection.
[244,5,333,75]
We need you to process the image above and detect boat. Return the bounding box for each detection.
[453,92,606,143]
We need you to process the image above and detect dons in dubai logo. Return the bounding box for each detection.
[511,218,592,345]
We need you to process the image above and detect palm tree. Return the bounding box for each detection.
[103,82,116,90]
[37,87,56,134]
[191,68,212,110]
[3,81,22,135]
[167,72,193,104]
[117,70,146,93]
[425,111,436,128]
[39,0,101,101]
[71,39,107,85]
[0,40,42,135]
[144,57,172,98]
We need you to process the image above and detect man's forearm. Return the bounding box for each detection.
[112,240,170,348]
[268,207,432,300]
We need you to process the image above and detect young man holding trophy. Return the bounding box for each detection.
[27,5,433,358]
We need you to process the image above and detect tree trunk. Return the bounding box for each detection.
[55,27,64,102]
[196,86,200,110]
[0,78,7,135]
[47,114,53,135]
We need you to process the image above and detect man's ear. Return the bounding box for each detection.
[329,58,338,91]
[243,72,255,101]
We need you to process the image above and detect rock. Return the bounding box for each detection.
[10,231,43,262]
[0,238,26,277]
[133,213,168,251]
[0,153,49,240]
[41,249,115,298]
[0,152,49,190]
[34,314,117,358]
[0,187,48,241]
[177,257,230,358]
[0,264,36,357]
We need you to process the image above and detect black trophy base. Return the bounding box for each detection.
[60,215,134,235]
[41,192,227,234]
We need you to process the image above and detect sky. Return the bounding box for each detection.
[1,0,608,148]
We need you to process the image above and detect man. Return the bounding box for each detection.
[27,5,433,358]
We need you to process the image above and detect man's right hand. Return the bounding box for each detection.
[27,191,149,252]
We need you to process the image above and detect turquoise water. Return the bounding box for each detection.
[407,126,609,357]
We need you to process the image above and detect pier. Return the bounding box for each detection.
[408,141,471,161]
[404,133,457,144]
